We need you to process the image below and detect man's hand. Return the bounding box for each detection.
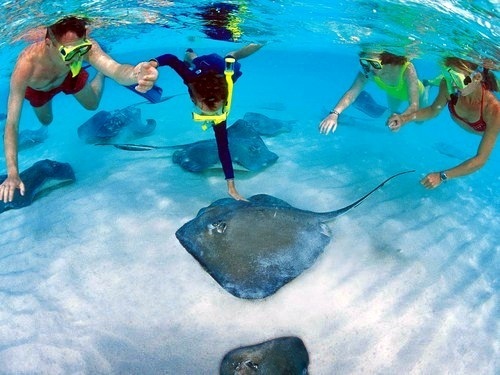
[0,174,25,203]
[134,61,158,93]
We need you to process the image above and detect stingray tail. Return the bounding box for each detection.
[94,143,188,151]
[320,170,415,221]
[93,143,173,151]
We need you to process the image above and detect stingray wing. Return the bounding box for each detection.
[172,140,219,172]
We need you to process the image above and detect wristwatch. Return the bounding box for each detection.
[439,171,448,182]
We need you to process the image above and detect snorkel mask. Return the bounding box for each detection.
[192,56,235,131]
[359,57,383,76]
[48,28,92,77]
[443,67,478,95]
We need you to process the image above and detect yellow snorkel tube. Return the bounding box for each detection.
[192,56,235,131]
[69,58,84,78]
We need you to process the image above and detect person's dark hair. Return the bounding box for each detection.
[191,70,228,111]
[379,52,407,66]
[481,68,498,92]
[444,57,498,92]
[358,50,408,66]
[46,16,89,41]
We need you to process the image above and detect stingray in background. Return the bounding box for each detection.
[107,119,279,173]
[18,126,49,150]
[353,90,388,118]
[243,112,294,136]
[172,119,279,173]
[176,170,413,299]
[0,159,75,214]
[434,142,469,160]
[77,106,156,144]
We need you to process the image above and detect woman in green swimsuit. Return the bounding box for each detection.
[319,51,425,135]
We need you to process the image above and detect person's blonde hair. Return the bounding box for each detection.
[443,57,478,74]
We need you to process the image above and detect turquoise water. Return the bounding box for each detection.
[0,1,499,374]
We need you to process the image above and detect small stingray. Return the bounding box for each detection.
[172,140,219,173]
[125,84,163,104]
[77,106,156,143]
[353,90,388,118]
[18,126,49,150]
[256,102,287,111]
[434,142,469,160]
[220,336,309,375]
[243,112,294,136]
[172,119,278,173]
[176,171,413,299]
[0,159,75,214]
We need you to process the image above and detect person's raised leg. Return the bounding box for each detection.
[73,72,105,110]
[33,101,54,125]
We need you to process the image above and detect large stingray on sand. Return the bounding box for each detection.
[176,171,413,299]
[0,160,75,213]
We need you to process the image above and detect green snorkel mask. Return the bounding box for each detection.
[192,56,235,131]
[48,28,92,78]
[443,67,476,95]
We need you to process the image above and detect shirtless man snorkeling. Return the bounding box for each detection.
[0,15,158,203]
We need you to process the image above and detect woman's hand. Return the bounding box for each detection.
[319,113,339,135]
[387,113,404,132]
[420,172,442,189]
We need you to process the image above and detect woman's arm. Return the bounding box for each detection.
[319,72,368,135]
[388,78,449,131]
[420,92,500,188]
[402,62,421,115]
